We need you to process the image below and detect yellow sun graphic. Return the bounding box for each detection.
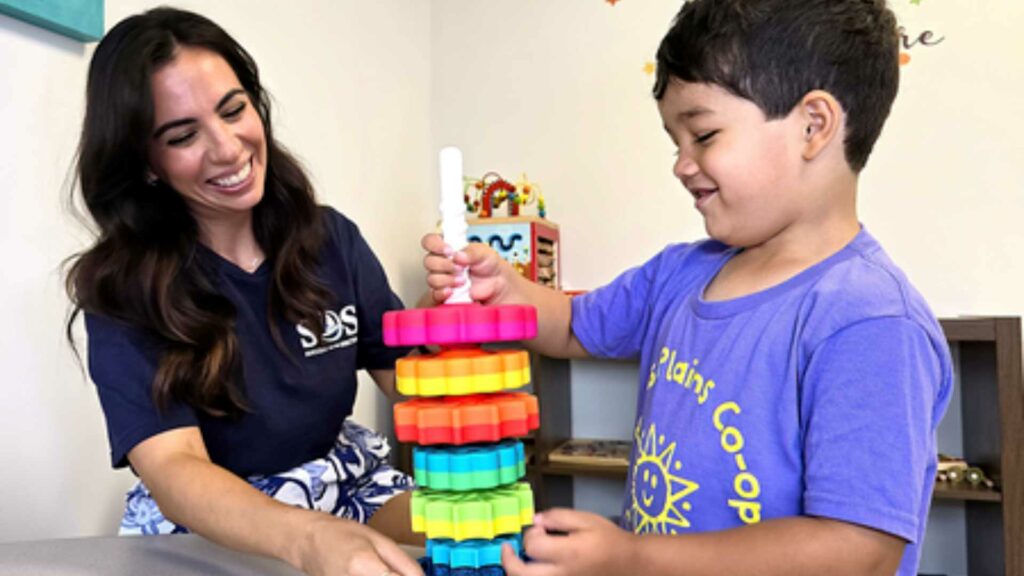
[630,422,699,534]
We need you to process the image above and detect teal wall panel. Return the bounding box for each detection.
[0,0,103,42]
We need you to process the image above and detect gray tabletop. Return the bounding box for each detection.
[0,534,424,575]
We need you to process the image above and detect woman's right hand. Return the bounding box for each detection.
[298,514,423,576]
[421,233,516,306]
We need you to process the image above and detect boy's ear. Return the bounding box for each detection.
[798,90,843,162]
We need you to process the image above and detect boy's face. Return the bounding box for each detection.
[658,79,809,248]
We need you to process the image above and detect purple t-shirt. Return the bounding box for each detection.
[571,228,952,576]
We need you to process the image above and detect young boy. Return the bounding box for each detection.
[422,0,952,574]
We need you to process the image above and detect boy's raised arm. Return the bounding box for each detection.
[420,232,589,359]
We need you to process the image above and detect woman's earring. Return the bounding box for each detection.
[145,171,159,186]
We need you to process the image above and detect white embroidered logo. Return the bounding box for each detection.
[297,305,358,357]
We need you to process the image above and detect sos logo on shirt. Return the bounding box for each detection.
[296,305,358,357]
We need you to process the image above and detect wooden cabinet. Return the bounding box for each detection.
[935,317,1022,575]
[526,317,1022,576]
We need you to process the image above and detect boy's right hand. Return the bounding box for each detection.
[421,233,515,306]
[422,232,585,359]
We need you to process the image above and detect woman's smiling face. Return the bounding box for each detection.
[147,46,267,227]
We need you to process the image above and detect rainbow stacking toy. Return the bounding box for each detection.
[385,148,537,576]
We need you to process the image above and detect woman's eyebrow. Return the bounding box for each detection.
[152,88,246,139]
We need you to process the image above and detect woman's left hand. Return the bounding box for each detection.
[502,509,638,576]
[297,514,423,576]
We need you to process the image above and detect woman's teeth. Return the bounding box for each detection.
[211,160,251,187]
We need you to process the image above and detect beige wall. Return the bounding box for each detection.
[432,0,1024,321]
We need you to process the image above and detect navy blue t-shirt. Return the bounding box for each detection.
[85,208,410,477]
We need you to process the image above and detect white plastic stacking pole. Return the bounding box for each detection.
[439,147,472,304]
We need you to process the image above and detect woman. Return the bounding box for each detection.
[65,7,422,576]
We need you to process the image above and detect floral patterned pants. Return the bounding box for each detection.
[119,420,414,535]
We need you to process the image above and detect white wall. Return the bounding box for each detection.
[431,0,1024,317]
[432,0,694,289]
[861,0,1024,317]
[0,0,433,542]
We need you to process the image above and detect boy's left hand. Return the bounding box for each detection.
[502,509,637,576]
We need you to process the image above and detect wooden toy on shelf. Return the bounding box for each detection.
[547,438,632,469]
[936,453,996,489]
[461,170,559,290]
[468,216,560,290]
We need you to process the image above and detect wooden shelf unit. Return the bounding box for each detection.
[526,316,1022,576]
[937,317,1022,575]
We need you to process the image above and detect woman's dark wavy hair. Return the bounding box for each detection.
[65,7,331,416]
[653,0,900,172]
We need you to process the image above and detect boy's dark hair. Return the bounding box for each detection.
[654,0,899,172]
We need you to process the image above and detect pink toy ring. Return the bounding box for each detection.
[383,303,537,347]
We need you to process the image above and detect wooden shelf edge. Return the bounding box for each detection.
[536,466,1005,503]
[539,461,629,478]
[932,482,1003,503]
[937,316,1023,342]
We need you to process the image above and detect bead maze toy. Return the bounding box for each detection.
[463,173,545,220]
[384,147,539,576]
